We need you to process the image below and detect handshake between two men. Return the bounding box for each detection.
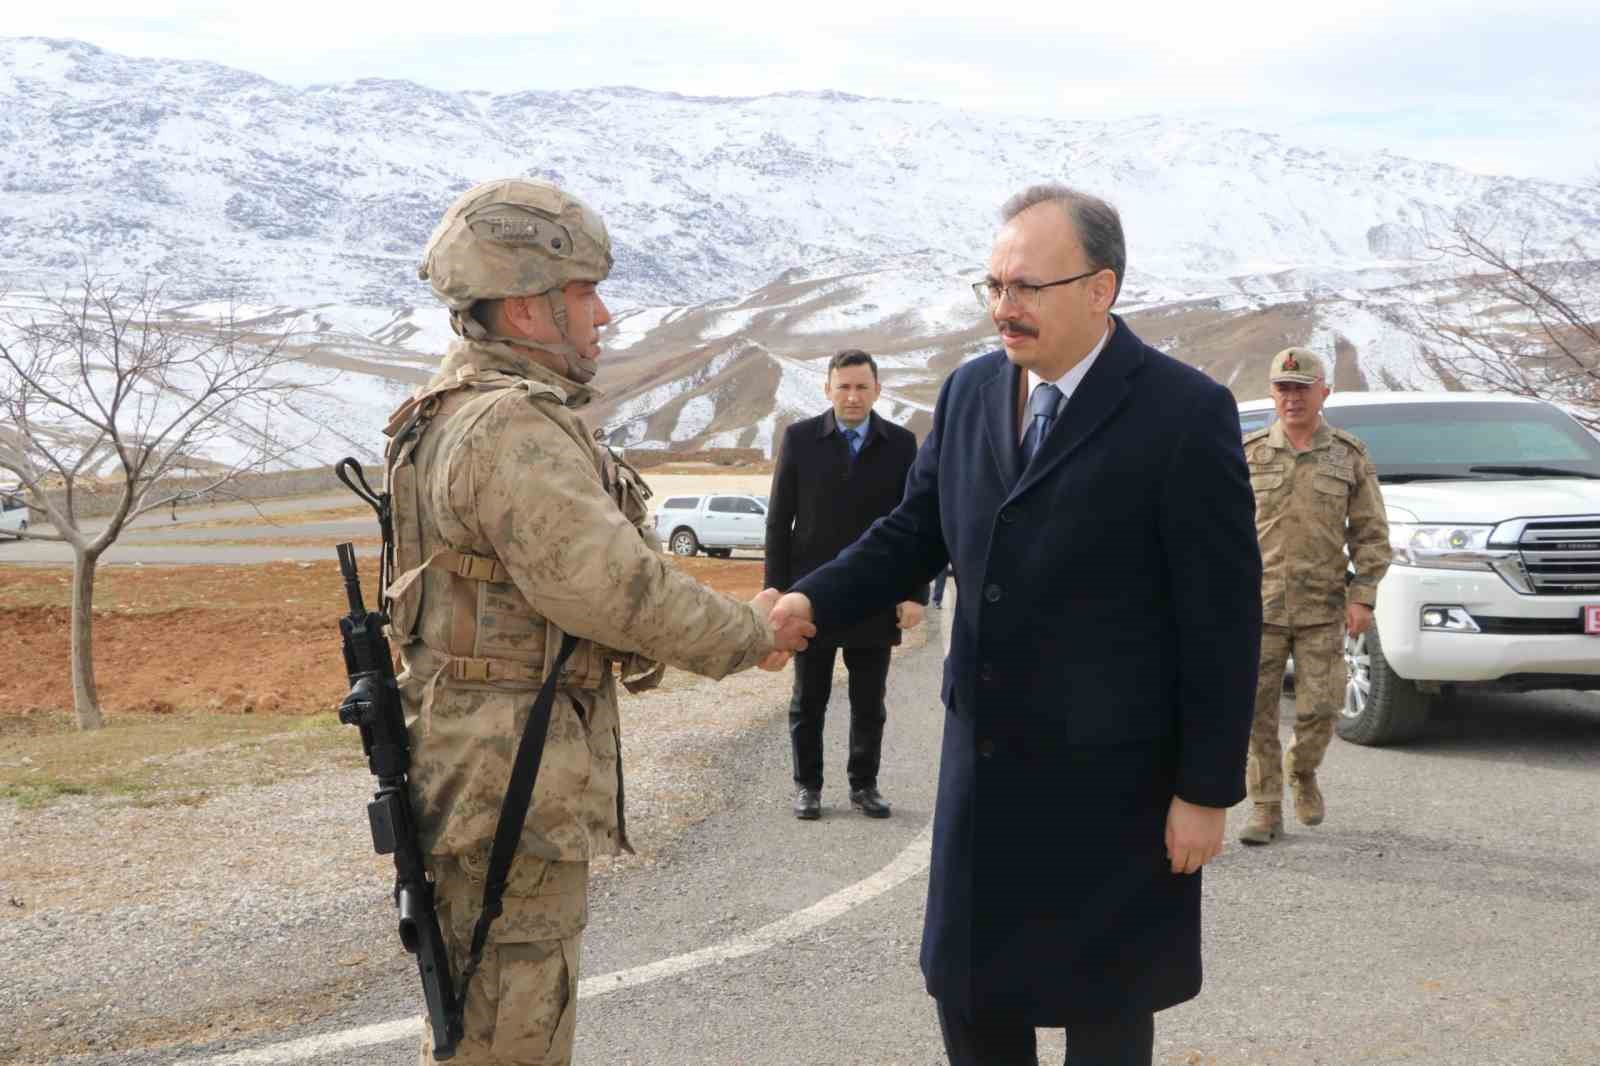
[749,589,821,671]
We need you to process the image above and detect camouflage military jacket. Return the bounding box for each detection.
[384,338,772,863]
[1244,419,1391,627]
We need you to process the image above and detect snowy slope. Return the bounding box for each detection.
[3,35,1597,463]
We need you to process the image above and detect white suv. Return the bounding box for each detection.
[1237,392,1600,745]
[652,493,769,558]
[0,489,29,540]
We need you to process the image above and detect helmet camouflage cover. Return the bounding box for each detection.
[418,178,613,310]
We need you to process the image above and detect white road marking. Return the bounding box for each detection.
[190,825,933,1065]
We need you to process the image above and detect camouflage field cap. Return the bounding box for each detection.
[1269,347,1327,385]
[418,178,613,310]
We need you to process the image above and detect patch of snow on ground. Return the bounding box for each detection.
[1311,302,1442,392]
[670,395,717,443]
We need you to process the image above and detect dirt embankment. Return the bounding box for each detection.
[0,555,768,724]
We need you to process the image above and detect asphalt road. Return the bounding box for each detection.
[0,492,379,566]
[55,598,1600,1066]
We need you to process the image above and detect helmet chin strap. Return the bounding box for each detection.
[451,293,598,385]
[543,290,599,384]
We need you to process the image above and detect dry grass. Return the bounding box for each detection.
[0,713,358,809]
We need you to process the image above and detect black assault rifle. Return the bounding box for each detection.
[335,540,462,1059]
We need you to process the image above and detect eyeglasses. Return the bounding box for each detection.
[972,269,1103,311]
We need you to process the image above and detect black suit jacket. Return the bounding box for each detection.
[792,316,1262,1022]
[765,409,926,647]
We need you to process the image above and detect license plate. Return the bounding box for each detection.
[1586,606,1600,635]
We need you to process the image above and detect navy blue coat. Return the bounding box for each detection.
[793,316,1262,1023]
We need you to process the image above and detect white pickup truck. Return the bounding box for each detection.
[651,491,770,558]
[1236,392,1600,745]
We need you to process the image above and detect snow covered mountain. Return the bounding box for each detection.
[2,35,1596,464]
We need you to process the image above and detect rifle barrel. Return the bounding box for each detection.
[336,542,366,614]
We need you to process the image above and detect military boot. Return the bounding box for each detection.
[1239,802,1284,846]
[1288,771,1325,826]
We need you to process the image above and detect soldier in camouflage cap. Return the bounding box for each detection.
[1239,347,1389,845]
[388,177,813,1064]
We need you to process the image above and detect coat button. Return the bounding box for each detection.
[977,739,995,758]
[984,584,1002,603]
[1000,508,1015,524]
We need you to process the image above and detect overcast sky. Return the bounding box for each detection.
[10,2,1599,183]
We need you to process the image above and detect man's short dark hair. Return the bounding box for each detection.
[1000,184,1126,305]
[829,349,878,381]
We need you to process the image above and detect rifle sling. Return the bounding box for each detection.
[454,631,580,1019]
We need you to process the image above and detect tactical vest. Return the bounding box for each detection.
[378,365,664,694]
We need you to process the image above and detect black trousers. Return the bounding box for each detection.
[788,643,890,791]
[936,1001,1155,1066]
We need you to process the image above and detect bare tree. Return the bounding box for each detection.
[0,275,306,730]
[1415,177,1600,431]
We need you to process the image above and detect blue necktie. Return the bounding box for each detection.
[1020,383,1062,468]
[842,426,862,458]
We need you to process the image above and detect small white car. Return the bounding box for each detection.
[0,489,30,540]
[1237,391,1600,745]
[652,492,769,558]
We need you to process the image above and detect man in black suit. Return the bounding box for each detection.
[770,187,1261,1065]
[765,349,927,821]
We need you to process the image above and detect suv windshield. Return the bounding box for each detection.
[1325,402,1600,482]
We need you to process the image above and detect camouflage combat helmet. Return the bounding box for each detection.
[419,178,613,382]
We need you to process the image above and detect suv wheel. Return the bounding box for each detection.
[1335,624,1432,746]
[669,529,700,557]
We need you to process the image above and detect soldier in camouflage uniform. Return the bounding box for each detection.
[384,178,811,1064]
[1240,347,1389,845]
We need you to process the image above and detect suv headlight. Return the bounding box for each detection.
[1388,522,1533,592]
[1389,523,1496,568]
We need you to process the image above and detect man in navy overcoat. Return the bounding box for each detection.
[772,185,1262,1065]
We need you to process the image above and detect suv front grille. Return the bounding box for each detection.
[1517,517,1600,595]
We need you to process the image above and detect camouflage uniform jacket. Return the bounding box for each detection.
[1244,419,1390,627]
[383,338,772,863]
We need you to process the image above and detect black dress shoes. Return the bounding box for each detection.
[849,787,892,818]
[793,787,821,820]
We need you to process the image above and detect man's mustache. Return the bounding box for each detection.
[996,319,1039,338]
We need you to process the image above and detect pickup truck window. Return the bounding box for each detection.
[708,497,739,513]
[1329,402,1600,481]
[661,497,698,510]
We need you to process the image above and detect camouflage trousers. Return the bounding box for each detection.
[1247,622,1346,802]
[421,855,589,1066]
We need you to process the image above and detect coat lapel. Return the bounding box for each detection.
[1011,319,1143,501]
[979,357,1024,489]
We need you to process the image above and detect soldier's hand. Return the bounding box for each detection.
[896,601,924,630]
[768,591,816,653]
[1165,796,1226,875]
[1346,603,1374,637]
[758,650,792,672]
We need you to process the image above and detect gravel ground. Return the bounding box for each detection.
[7,609,1600,1066]
[0,643,861,1064]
